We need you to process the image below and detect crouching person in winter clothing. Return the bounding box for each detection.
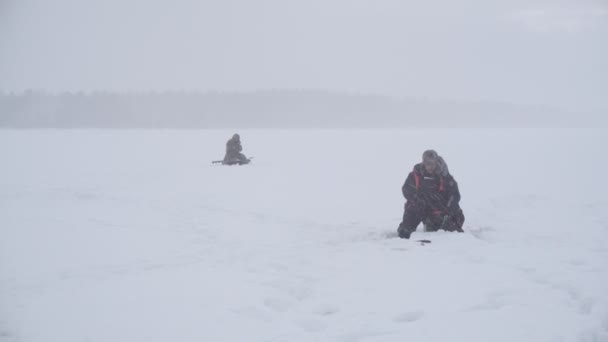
[223,133,250,165]
[397,150,465,239]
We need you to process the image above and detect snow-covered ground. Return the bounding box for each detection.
[1,128,607,342]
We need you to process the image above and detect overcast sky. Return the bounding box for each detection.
[0,0,606,112]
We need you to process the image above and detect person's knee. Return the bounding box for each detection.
[397,212,421,238]
[397,225,412,239]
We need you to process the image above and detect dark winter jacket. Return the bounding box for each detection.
[402,163,461,215]
[224,135,243,162]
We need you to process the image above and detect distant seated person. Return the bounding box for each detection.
[397,149,465,239]
[223,133,250,165]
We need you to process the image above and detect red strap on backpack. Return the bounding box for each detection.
[414,172,444,192]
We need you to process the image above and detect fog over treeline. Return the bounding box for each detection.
[0,89,600,129]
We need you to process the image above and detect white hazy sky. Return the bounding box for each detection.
[0,0,606,112]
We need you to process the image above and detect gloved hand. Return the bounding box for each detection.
[441,215,464,233]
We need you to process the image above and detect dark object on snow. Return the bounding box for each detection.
[222,134,250,165]
[417,239,432,245]
[397,150,465,239]
[212,157,252,165]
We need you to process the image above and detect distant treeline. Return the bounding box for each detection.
[0,89,591,128]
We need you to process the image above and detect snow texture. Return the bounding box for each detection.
[1,128,607,342]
